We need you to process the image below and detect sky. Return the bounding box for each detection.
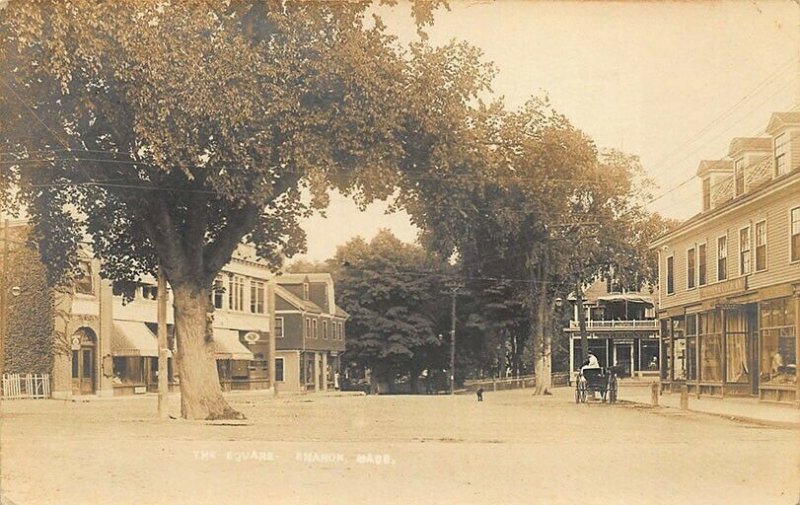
[294,0,800,263]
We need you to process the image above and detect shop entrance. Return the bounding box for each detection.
[613,342,633,377]
[71,328,97,395]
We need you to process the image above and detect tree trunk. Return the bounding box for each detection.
[532,249,552,395]
[172,283,243,420]
[534,286,552,395]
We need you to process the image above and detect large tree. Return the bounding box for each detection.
[400,98,665,394]
[330,230,451,394]
[0,0,478,419]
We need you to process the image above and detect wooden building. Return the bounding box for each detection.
[651,111,800,404]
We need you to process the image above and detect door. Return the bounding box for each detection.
[614,343,633,377]
[71,329,96,395]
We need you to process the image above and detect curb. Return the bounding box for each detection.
[619,397,800,430]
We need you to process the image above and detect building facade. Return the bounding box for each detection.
[1,225,348,398]
[651,111,800,405]
[566,280,659,380]
[273,273,348,393]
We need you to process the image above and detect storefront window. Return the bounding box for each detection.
[699,311,722,382]
[112,357,145,384]
[725,309,749,384]
[641,340,659,371]
[760,298,796,385]
[686,337,696,381]
[672,317,686,380]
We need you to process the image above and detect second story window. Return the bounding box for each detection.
[755,220,767,271]
[212,275,225,309]
[774,133,788,176]
[250,280,265,314]
[74,261,94,295]
[734,158,745,196]
[303,282,309,300]
[666,255,674,295]
[698,243,707,286]
[739,226,751,276]
[141,285,159,300]
[687,247,696,290]
[305,318,311,339]
[717,236,728,281]
[229,274,245,312]
[274,317,284,338]
[323,320,329,340]
[791,207,800,262]
[312,319,318,339]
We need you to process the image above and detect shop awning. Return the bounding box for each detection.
[597,293,654,305]
[112,321,159,357]
[213,329,254,361]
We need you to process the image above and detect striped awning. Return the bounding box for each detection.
[213,329,254,361]
[112,321,159,357]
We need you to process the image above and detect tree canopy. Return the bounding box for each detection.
[0,0,489,418]
[330,230,452,393]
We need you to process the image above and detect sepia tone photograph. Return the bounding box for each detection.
[0,1,799,504]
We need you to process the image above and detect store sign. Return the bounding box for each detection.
[243,332,260,344]
[716,303,743,310]
[700,277,746,299]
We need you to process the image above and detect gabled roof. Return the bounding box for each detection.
[696,159,732,178]
[275,272,333,284]
[766,111,800,135]
[728,137,771,157]
[334,305,350,319]
[274,284,322,314]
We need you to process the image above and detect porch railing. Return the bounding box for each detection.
[568,319,659,330]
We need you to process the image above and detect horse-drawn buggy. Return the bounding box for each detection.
[575,366,619,404]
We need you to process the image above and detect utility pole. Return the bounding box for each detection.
[576,281,589,364]
[444,280,465,395]
[267,277,277,397]
[157,265,168,419]
[0,219,8,380]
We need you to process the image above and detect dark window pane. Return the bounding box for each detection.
[82,350,92,378]
[72,351,79,378]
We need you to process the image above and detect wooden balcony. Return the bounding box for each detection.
[567,319,659,331]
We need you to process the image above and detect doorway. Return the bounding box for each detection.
[613,342,633,377]
[71,328,96,395]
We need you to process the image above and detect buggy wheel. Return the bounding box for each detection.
[577,381,587,403]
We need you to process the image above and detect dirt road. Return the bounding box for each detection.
[1,388,798,505]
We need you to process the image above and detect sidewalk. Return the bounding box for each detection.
[617,381,800,428]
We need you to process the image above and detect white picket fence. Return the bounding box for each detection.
[1,373,51,399]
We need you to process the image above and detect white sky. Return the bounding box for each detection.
[295,0,800,263]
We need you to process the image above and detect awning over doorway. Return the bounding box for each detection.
[213,329,254,361]
[112,321,159,357]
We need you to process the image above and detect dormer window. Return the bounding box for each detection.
[734,158,745,196]
[702,178,711,211]
[303,282,309,300]
[774,133,788,176]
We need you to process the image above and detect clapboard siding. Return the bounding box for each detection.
[659,175,800,310]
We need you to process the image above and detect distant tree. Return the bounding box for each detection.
[0,1,483,418]
[284,259,330,274]
[400,98,665,394]
[332,230,451,393]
